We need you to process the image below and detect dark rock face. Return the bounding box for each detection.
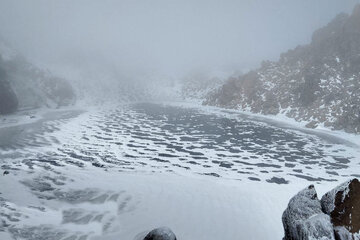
[0,66,18,114]
[205,4,360,133]
[321,179,360,238]
[283,179,360,240]
[282,185,335,240]
[144,227,177,240]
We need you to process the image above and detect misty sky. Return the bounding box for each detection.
[0,0,359,79]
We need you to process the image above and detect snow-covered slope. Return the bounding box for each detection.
[0,39,75,113]
[205,4,360,134]
[0,63,18,114]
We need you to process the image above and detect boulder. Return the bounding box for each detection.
[282,185,335,240]
[321,179,360,238]
[143,227,177,240]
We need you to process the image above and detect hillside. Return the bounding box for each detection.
[205,4,360,133]
[0,41,75,114]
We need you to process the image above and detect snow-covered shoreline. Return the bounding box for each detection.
[0,106,85,130]
[165,100,360,147]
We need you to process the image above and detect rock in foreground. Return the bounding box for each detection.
[282,185,335,240]
[144,227,177,240]
[321,179,360,238]
[283,179,360,240]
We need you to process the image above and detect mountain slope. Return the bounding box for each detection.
[205,4,360,133]
[0,41,75,113]
[0,62,18,114]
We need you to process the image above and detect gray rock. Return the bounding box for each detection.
[143,227,177,240]
[282,185,335,240]
[334,226,354,240]
[321,179,360,239]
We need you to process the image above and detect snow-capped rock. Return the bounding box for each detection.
[205,4,360,134]
[143,227,177,240]
[321,179,360,239]
[334,226,355,240]
[283,179,360,240]
[282,185,335,240]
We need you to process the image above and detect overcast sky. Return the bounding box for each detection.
[0,0,359,79]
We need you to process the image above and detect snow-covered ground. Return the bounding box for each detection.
[0,102,359,240]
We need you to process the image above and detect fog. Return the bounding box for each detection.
[2,2,360,239]
[0,0,359,85]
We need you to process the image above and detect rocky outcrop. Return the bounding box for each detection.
[3,54,75,109]
[0,42,75,113]
[0,65,18,114]
[143,227,177,240]
[205,4,360,134]
[283,179,360,240]
[321,179,360,239]
[282,185,335,240]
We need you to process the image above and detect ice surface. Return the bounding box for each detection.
[0,102,359,240]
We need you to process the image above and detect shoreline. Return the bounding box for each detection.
[0,106,84,151]
[0,106,85,129]
[164,100,360,148]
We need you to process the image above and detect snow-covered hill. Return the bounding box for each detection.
[0,40,75,113]
[205,4,360,134]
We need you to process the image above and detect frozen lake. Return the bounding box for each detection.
[1,102,359,240]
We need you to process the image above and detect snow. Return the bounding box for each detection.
[0,107,76,129]
[0,165,307,240]
[334,226,352,239]
[321,179,353,215]
[0,101,359,240]
[303,214,335,240]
